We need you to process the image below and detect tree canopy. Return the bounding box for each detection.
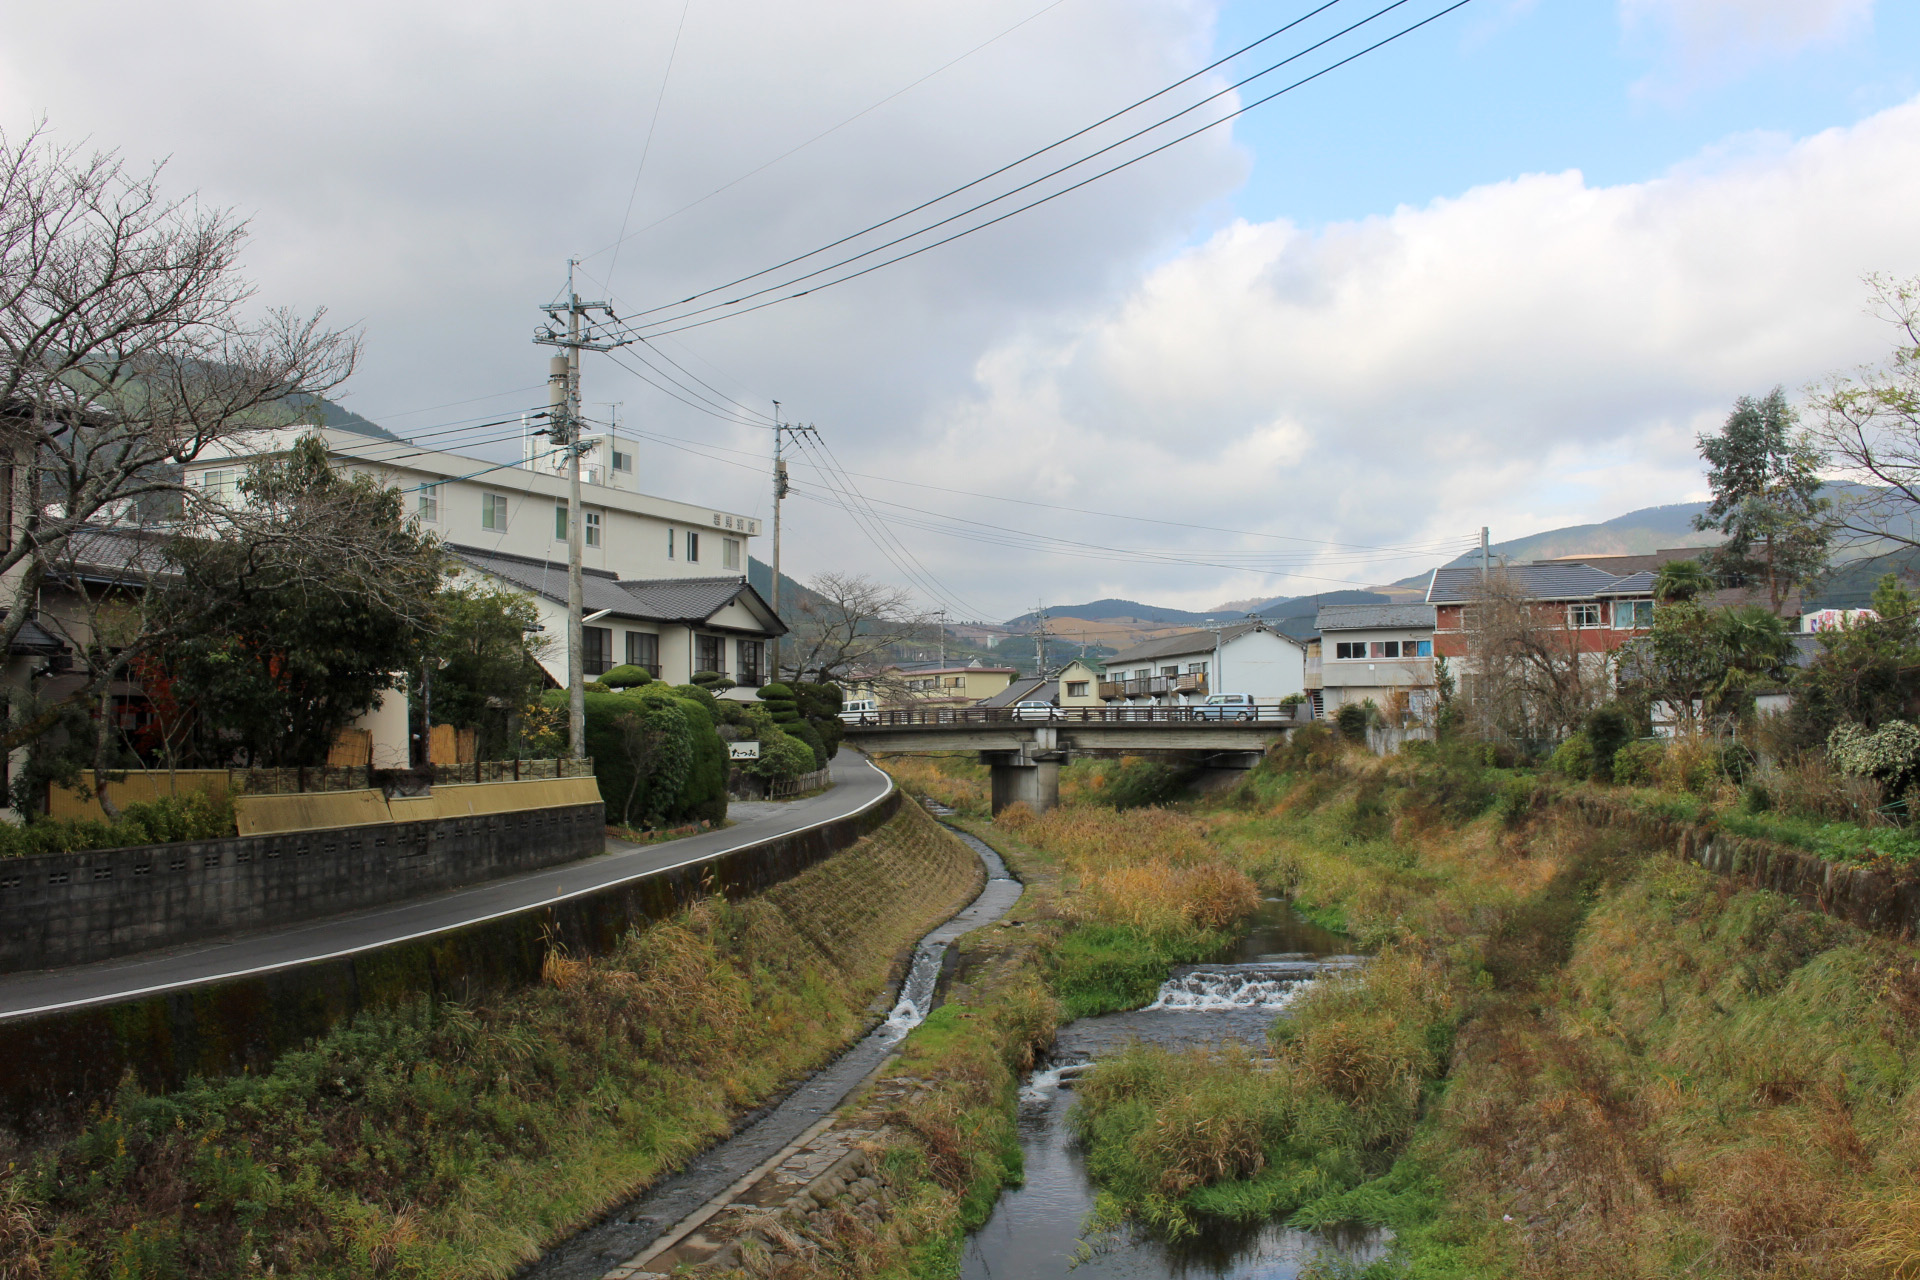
[1692,388,1829,615]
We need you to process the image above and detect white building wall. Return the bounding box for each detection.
[1214,631,1307,703]
[189,428,760,584]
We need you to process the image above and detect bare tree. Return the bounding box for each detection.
[0,125,358,753]
[1462,572,1613,748]
[1811,273,1920,553]
[781,572,934,690]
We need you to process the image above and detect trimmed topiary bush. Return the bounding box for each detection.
[599,664,653,689]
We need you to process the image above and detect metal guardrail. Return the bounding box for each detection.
[840,705,1311,728]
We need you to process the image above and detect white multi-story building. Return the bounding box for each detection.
[185,425,784,695]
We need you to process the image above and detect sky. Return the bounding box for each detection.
[4,0,1918,621]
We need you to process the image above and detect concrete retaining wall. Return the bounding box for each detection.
[0,787,900,1138]
[0,780,607,973]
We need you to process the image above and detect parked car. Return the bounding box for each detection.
[1011,700,1058,721]
[839,697,879,725]
[1193,693,1258,721]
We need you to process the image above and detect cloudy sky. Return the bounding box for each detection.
[5,0,1917,620]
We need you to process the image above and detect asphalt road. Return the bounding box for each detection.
[0,752,894,1022]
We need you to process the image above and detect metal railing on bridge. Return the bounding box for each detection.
[840,704,1313,728]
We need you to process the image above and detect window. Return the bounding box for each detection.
[626,631,660,676]
[1066,681,1089,697]
[1335,642,1362,660]
[696,634,724,675]
[1615,600,1655,629]
[667,526,675,559]
[585,510,602,547]
[724,537,741,570]
[943,676,965,689]
[1161,665,1179,677]
[1568,603,1603,628]
[906,677,933,692]
[1370,641,1401,658]
[611,449,632,473]
[582,626,612,676]
[417,484,439,522]
[686,531,700,562]
[482,492,508,531]
[554,502,570,540]
[1188,662,1208,674]
[1412,640,1433,657]
[737,639,765,687]
[201,469,239,501]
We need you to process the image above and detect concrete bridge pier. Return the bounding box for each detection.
[983,728,1062,815]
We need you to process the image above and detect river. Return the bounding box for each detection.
[960,897,1384,1280]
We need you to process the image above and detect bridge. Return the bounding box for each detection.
[840,705,1307,813]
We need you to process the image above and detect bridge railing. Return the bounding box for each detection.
[840,704,1314,728]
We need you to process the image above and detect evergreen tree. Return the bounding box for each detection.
[1693,388,1830,615]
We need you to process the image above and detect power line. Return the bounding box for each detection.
[616,0,1357,322]
[579,0,1077,264]
[606,0,693,288]
[616,423,1462,555]
[630,0,1477,339]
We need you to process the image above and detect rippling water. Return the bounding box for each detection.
[961,898,1382,1280]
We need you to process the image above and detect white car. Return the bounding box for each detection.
[1193,693,1258,721]
[1010,700,1058,721]
[839,697,879,725]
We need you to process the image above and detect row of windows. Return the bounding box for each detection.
[579,629,767,685]
[1332,640,1435,660]
[1117,662,1208,682]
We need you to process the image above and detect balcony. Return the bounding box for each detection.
[1098,673,1208,700]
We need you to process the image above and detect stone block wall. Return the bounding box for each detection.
[0,801,606,973]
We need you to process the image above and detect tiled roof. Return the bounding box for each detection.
[1427,563,1638,604]
[1315,603,1436,631]
[978,677,1051,707]
[1104,620,1286,666]
[448,544,784,633]
[1595,571,1657,596]
[5,614,67,655]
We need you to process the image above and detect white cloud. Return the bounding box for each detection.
[895,96,1920,611]
[1622,0,1873,94]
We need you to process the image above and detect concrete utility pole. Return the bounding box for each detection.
[1032,605,1049,677]
[770,401,790,683]
[1481,526,1491,581]
[535,260,613,760]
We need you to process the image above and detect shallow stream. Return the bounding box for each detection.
[960,897,1383,1280]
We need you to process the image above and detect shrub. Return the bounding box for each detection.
[690,669,735,691]
[1583,704,1634,780]
[747,730,817,781]
[1272,723,1339,771]
[1334,703,1369,744]
[1613,739,1665,786]
[599,664,653,689]
[1096,760,1197,810]
[1828,720,1920,795]
[0,789,238,859]
[1549,733,1594,781]
[1653,736,1719,795]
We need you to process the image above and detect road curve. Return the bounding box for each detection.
[0,752,894,1022]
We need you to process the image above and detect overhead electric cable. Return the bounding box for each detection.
[629,0,1476,339]
[616,0,1356,320]
[606,0,693,287]
[581,0,1076,261]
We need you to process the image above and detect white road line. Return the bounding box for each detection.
[2,756,895,1022]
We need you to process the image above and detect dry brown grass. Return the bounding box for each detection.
[872,754,988,814]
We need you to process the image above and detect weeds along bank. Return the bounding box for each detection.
[0,800,982,1280]
[1065,741,1920,1279]
[859,747,1920,1280]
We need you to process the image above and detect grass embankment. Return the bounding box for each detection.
[0,800,981,1279]
[752,755,1288,1280]
[1062,740,1920,1279]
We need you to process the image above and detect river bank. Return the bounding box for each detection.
[0,798,985,1279]
[831,743,1920,1280]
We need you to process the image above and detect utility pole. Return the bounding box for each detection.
[934,609,948,669]
[1481,526,1491,581]
[1032,604,1049,677]
[770,402,791,682]
[535,260,614,760]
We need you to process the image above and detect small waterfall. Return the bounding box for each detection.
[1147,964,1315,1012]
[884,941,946,1037]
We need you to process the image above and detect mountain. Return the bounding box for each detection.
[1005,599,1221,629]
[1439,502,1719,568]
